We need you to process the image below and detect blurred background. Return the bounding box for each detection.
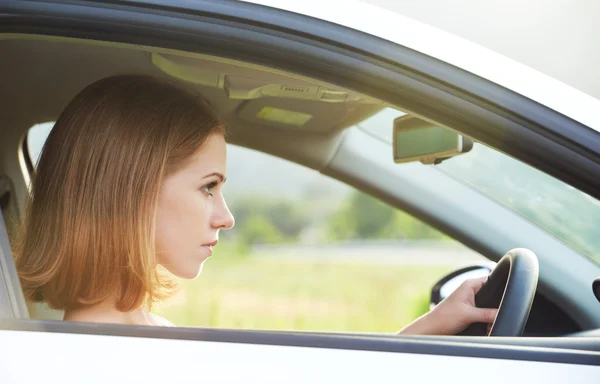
[153,144,485,332]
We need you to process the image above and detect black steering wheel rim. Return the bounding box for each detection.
[459,248,539,337]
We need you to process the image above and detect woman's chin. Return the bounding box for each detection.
[177,260,208,280]
[160,254,211,279]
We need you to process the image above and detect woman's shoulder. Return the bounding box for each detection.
[150,313,175,327]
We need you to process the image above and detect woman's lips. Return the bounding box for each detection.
[202,240,218,256]
[202,245,213,257]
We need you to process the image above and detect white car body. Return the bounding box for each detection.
[0,1,599,383]
[1,329,599,383]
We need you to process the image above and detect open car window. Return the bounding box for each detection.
[358,108,600,265]
[22,123,485,331]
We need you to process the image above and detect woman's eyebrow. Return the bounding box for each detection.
[202,172,226,183]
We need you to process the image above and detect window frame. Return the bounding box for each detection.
[2,0,600,364]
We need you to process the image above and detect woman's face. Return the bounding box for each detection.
[155,133,234,279]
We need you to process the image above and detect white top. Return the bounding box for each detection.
[149,313,175,327]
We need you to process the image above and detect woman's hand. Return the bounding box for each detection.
[397,276,498,336]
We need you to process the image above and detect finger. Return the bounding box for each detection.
[458,276,488,295]
[458,276,484,289]
[471,307,498,324]
[470,276,489,294]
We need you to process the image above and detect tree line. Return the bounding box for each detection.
[222,190,447,247]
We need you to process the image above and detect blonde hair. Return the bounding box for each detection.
[14,75,224,312]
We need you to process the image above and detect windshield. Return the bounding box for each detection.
[358,108,600,265]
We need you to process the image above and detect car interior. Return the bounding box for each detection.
[0,34,389,317]
[1,34,600,353]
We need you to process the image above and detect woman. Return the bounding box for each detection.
[14,75,497,333]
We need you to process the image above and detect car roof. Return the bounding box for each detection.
[241,0,600,132]
[365,0,600,102]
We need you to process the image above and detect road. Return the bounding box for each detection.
[252,241,489,266]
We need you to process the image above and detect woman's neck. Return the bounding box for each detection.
[63,299,154,326]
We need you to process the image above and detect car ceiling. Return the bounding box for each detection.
[0,35,385,225]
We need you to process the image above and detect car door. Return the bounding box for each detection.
[1,0,599,382]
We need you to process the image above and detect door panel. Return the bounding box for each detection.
[1,328,599,383]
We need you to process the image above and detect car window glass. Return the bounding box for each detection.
[437,144,600,264]
[359,108,600,265]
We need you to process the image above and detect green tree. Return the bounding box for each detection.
[226,195,311,245]
[237,215,284,245]
[327,191,394,240]
[327,191,446,241]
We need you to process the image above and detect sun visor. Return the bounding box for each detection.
[237,98,352,132]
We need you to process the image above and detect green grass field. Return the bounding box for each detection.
[155,248,454,333]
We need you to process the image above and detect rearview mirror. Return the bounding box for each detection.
[393,116,473,164]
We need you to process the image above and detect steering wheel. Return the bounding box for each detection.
[458,248,539,337]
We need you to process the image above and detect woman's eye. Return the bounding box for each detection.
[201,182,218,197]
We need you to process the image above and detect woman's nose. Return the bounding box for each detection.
[212,195,235,230]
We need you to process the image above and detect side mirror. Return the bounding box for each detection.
[430,264,494,309]
[393,115,473,165]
